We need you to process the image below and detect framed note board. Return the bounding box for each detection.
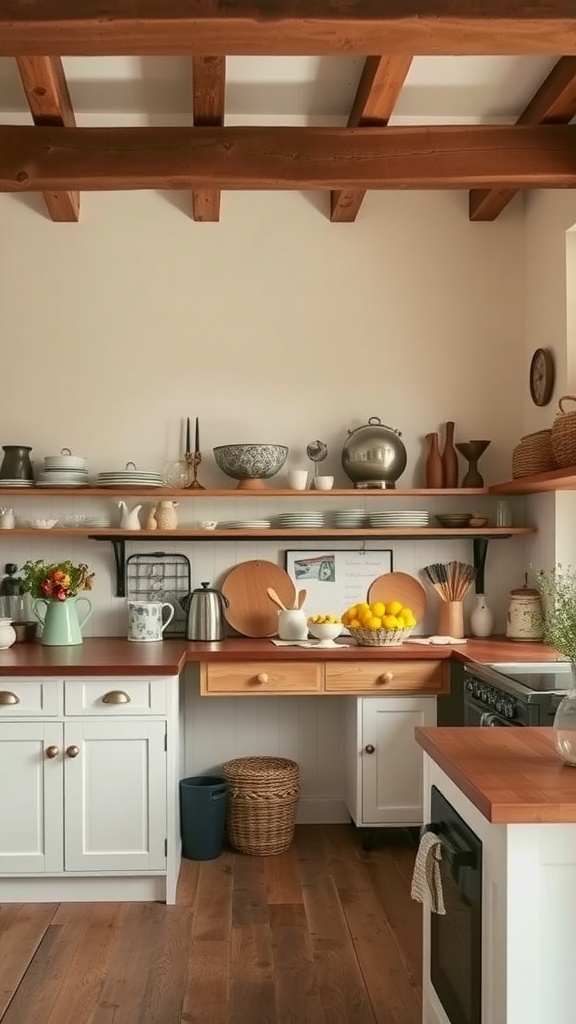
[284,549,393,619]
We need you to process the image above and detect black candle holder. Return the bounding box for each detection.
[185,451,205,490]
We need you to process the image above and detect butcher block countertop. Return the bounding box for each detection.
[416,726,576,824]
[0,635,565,676]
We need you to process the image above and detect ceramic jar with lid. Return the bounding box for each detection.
[506,583,544,641]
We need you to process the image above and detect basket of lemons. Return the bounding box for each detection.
[342,600,416,647]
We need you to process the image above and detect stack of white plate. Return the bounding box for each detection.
[218,520,272,529]
[368,510,431,528]
[84,516,114,528]
[0,478,34,487]
[277,511,326,529]
[332,509,368,528]
[96,470,164,488]
[36,469,90,488]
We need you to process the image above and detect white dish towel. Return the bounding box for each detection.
[411,831,446,914]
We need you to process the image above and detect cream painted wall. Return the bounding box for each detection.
[0,188,528,637]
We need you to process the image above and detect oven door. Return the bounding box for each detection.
[465,695,517,727]
[428,786,482,1024]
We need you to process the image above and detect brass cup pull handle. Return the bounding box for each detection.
[45,745,59,759]
[378,672,394,685]
[365,744,375,754]
[66,745,80,759]
[255,673,269,684]
[0,691,20,705]
[102,690,131,705]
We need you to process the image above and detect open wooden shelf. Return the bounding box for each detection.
[10,527,535,539]
[489,465,576,495]
[0,486,488,498]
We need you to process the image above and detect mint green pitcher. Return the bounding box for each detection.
[33,595,92,646]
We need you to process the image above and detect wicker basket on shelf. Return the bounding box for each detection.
[512,428,555,478]
[221,756,300,856]
[551,396,576,468]
[347,626,412,647]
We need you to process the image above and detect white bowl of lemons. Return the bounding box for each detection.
[307,615,343,647]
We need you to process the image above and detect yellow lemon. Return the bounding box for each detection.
[371,601,385,618]
[398,608,412,623]
[349,618,361,629]
[382,614,399,630]
[367,616,382,630]
[386,600,403,616]
[347,605,358,620]
[404,614,416,629]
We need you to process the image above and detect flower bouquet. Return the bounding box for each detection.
[21,559,94,602]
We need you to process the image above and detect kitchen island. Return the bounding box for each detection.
[416,726,576,1024]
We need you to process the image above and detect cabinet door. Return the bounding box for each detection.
[0,722,63,873]
[362,697,436,826]
[64,720,167,872]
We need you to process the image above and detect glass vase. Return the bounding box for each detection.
[553,662,576,766]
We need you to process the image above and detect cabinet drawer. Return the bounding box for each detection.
[325,660,447,694]
[64,678,168,715]
[0,678,60,716]
[201,662,322,695]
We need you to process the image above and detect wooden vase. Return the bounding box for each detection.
[441,421,458,488]
[425,432,444,488]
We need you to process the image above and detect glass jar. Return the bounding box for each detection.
[495,500,513,528]
[553,663,576,766]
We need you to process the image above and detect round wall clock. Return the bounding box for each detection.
[529,348,555,406]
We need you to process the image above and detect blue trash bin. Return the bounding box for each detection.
[179,775,229,860]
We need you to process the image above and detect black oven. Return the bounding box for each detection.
[426,786,482,1024]
[463,663,570,728]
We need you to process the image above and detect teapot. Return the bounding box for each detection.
[118,501,142,530]
[180,582,229,641]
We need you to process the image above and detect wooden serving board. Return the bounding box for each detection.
[367,571,427,623]
[221,560,296,638]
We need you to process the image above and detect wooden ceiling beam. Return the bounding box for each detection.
[192,56,226,222]
[1,125,576,193]
[15,56,79,221]
[331,55,412,223]
[1,2,576,57]
[470,56,576,221]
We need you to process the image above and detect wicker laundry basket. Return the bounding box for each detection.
[551,396,576,468]
[221,756,300,856]
[512,429,555,478]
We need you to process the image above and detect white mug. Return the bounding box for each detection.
[127,601,174,642]
[287,469,309,490]
[314,475,334,491]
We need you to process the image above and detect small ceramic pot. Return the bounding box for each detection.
[278,609,308,641]
[0,617,17,649]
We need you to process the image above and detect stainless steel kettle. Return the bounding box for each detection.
[180,582,229,641]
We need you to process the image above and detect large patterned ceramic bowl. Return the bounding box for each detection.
[213,444,289,489]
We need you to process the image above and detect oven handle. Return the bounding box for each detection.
[420,823,476,872]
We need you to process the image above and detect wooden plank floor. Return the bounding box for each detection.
[0,825,422,1024]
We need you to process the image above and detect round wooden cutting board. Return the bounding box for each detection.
[221,560,297,638]
[367,571,427,624]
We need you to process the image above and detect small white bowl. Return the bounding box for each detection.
[29,518,58,530]
[200,521,218,530]
[308,622,343,647]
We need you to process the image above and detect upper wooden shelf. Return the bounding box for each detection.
[489,466,576,495]
[0,486,488,498]
[6,527,535,539]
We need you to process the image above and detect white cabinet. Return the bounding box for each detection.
[344,696,436,827]
[0,675,179,904]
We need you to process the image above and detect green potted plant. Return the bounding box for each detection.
[534,564,576,765]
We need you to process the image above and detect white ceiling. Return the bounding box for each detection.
[0,54,560,124]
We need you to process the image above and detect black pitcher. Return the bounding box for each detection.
[0,445,34,481]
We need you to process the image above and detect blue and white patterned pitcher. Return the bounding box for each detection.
[127,601,174,642]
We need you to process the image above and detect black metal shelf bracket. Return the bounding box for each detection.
[472,538,489,594]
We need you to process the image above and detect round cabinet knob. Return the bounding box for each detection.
[65,745,80,759]
[0,691,20,705]
[364,744,375,754]
[256,673,269,685]
[102,690,131,705]
[45,745,59,759]
[378,672,394,685]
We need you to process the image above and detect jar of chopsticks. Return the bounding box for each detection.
[421,561,477,638]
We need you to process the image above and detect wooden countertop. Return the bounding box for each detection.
[0,635,564,676]
[416,726,576,824]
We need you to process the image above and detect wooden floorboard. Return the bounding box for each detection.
[0,825,421,1024]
